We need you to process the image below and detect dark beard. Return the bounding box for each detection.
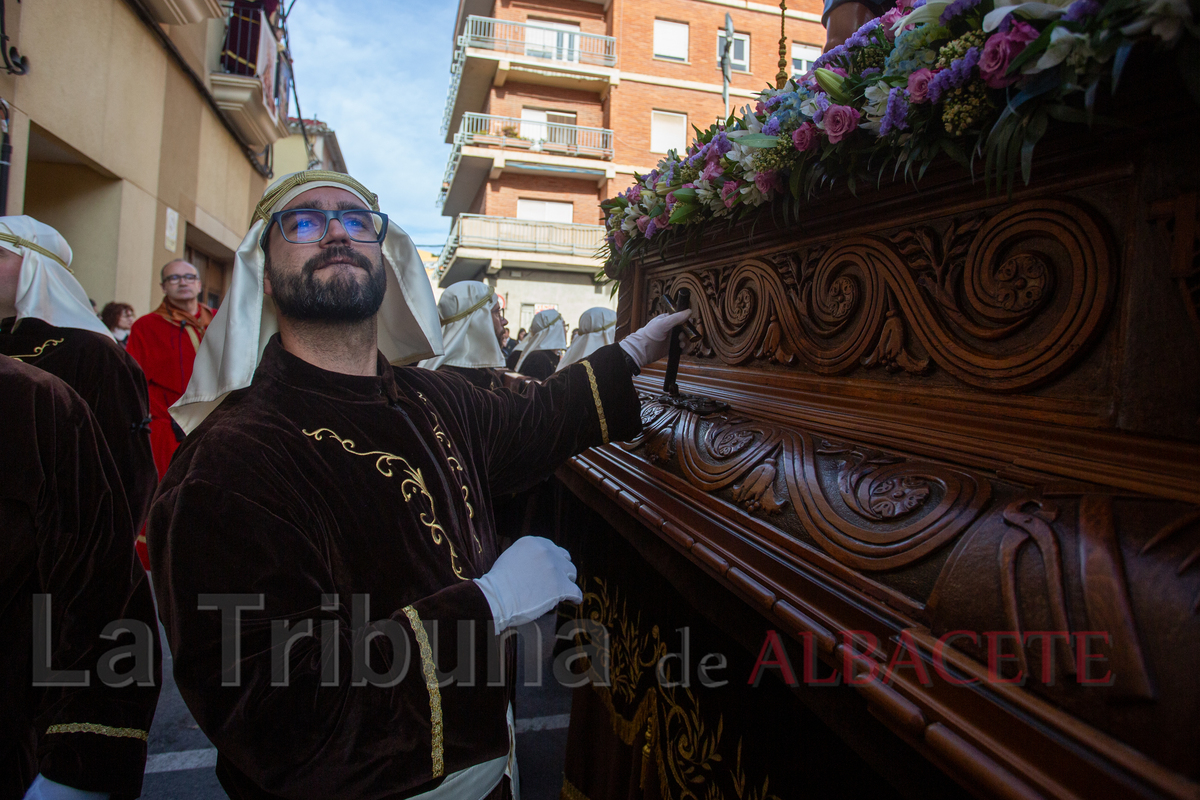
[266,245,386,323]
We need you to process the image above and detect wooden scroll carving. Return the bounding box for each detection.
[627,395,991,571]
[650,198,1115,393]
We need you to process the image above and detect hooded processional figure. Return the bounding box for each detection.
[419,280,508,391]
[147,170,688,800]
[556,307,617,372]
[0,215,157,530]
[512,308,567,380]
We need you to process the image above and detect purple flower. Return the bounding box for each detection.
[927,47,980,103]
[645,218,658,239]
[1063,0,1101,21]
[845,17,882,49]
[710,131,732,157]
[812,44,849,71]
[878,87,911,136]
[762,116,782,135]
[939,0,982,23]
[861,67,882,78]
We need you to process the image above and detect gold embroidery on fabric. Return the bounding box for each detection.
[45,723,148,741]
[561,777,593,800]
[581,361,609,444]
[9,338,64,362]
[416,393,481,553]
[254,171,380,223]
[402,605,445,779]
[303,428,466,579]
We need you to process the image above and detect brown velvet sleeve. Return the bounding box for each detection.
[474,342,642,497]
[28,378,161,799]
[151,481,507,799]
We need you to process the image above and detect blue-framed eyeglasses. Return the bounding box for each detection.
[267,208,389,244]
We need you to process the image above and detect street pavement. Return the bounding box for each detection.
[140,613,574,800]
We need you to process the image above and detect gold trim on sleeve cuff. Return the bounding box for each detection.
[581,360,609,445]
[45,723,148,741]
[402,605,445,778]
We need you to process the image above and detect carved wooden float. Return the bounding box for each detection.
[559,103,1200,799]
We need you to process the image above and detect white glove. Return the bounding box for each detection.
[23,775,108,800]
[474,537,583,634]
[618,310,693,368]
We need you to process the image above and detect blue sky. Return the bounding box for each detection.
[286,2,457,251]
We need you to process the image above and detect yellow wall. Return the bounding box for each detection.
[2,0,269,314]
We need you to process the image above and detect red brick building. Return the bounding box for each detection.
[436,0,826,334]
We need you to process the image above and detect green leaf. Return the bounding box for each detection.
[1111,41,1134,94]
[668,203,698,224]
[815,68,854,104]
[648,203,665,218]
[939,137,971,171]
[736,133,781,148]
[672,187,698,200]
[1019,108,1048,186]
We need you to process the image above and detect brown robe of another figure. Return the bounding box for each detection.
[439,364,504,392]
[0,316,157,530]
[516,349,560,381]
[0,355,161,800]
[149,336,641,800]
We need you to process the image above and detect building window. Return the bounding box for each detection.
[525,19,581,63]
[650,110,688,154]
[654,19,689,61]
[517,198,574,223]
[717,30,750,72]
[520,108,578,145]
[792,43,822,77]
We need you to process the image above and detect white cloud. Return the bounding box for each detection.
[285,1,457,249]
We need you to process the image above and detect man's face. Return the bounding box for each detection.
[491,301,507,342]
[263,187,386,323]
[0,248,22,312]
[162,261,201,303]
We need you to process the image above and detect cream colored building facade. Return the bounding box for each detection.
[0,0,294,314]
[272,116,347,176]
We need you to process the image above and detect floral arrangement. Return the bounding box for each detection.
[600,0,1197,277]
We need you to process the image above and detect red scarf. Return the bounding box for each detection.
[152,299,214,352]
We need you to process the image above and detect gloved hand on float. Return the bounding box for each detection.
[617,310,693,369]
[474,536,583,634]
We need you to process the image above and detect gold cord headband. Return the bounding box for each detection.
[595,319,616,332]
[253,171,380,224]
[439,286,494,326]
[0,232,72,272]
[535,312,562,333]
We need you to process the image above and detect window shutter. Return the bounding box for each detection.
[653,20,689,61]
[650,111,688,154]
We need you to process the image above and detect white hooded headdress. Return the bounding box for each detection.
[418,281,505,371]
[556,307,616,372]
[170,170,443,434]
[514,308,567,373]
[0,215,113,339]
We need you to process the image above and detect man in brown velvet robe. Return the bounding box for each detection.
[0,217,157,532]
[0,355,161,800]
[148,170,686,800]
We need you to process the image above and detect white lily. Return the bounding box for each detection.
[1121,0,1193,43]
[894,0,953,32]
[1030,26,1095,71]
[982,0,1074,31]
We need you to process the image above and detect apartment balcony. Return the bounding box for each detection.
[210,6,290,150]
[435,214,606,286]
[142,0,223,25]
[442,16,619,143]
[438,114,617,216]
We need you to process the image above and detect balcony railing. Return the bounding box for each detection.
[436,214,607,277]
[211,4,290,149]
[459,113,613,159]
[461,16,617,68]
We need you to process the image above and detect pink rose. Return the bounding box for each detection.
[655,210,672,229]
[879,6,905,38]
[666,191,677,209]
[907,68,935,103]
[700,159,724,181]
[720,180,741,209]
[823,104,861,144]
[755,169,781,195]
[636,215,650,233]
[792,121,818,152]
[613,229,627,249]
[979,22,1039,88]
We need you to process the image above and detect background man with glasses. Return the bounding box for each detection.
[127,259,215,487]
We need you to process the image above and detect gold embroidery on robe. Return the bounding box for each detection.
[45,722,148,741]
[303,427,467,580]
[402,605,445,778]
[416,392,481,554]
[9,338,64,362]
[581,361,609,444]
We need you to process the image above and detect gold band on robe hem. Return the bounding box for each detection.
[560,776,592,800]
[402,605,445,778]
[581,360,609,444]
[45,722,148,741]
